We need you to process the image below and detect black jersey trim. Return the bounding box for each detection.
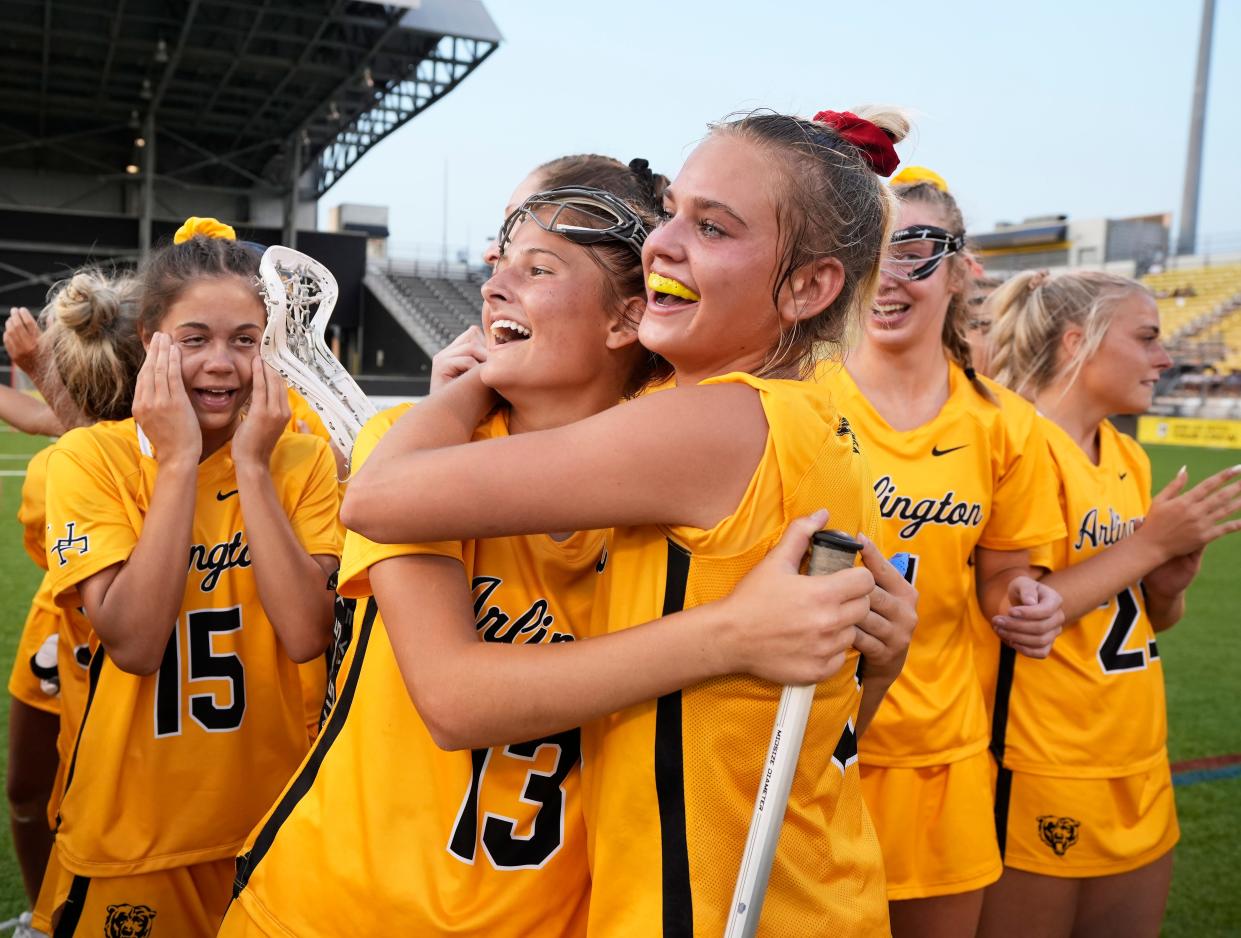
[654,539,693,937]
[56,645,106,829]
[233,599,378,896]
[52,874,90,937]
[989,643,1017,856]
[993,766,1014,859]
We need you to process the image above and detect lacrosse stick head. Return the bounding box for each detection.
[259,246,376,458]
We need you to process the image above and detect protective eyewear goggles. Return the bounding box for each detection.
[497,187,649,259]
[883,225,965,282]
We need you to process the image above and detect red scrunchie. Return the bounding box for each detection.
[812,110,900,177]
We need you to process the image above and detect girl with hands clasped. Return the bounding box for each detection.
[42,219,339,937]
[816,168,1067,937]
[979,270,1241,938]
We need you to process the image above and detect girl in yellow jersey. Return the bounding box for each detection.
[4,271,144,933]
[816,170,1068,937]
[8,446,69,921]
[345,108,923,937]
[223,159,894,937]
[42,221,340,937]
[978,270,1241,938]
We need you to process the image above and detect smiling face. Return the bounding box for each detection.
[870,201,963,355]
[479,219,639,402]
[151,275,266,451]
[639,134,789,381]
[1070,290,1171,415]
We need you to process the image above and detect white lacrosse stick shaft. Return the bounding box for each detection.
[724,530,863,938]
[259,245,376,456]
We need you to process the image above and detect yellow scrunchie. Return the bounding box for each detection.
[173,216,237,244]
[891,166,949,193]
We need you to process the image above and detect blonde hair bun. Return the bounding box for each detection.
[48,271,137,342]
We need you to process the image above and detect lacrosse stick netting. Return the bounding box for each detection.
[259,246,377,458]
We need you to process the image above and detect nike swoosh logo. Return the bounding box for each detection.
[1119,473,1128,480]
[931,444,968,457]
[216,490,239,501]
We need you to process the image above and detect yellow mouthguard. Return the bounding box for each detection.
[647,272,700,302]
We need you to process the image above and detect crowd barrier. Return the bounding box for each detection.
[1138,415,1241,449]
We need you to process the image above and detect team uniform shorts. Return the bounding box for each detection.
[8,605,60,715]
[31,844,66,934]
[49,856,234,938]
[860,748,1003,900]
[995,760,1180,877]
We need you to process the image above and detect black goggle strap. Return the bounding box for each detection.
[887,225,965,281]
[497,186,648,259]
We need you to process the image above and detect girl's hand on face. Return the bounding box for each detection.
[853,535,918,687]
[232,357,291,471]
[719,510,874,685]
[991,576,1065,659]
[430,325,488,393]
[133,332,202,466]
[1137,464,1241,561]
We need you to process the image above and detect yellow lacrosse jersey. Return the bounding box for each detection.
[11,447,60,714]
[230,404,596,938]
[12,445,94,824]
[991,418,1165,777]
[19,444,57,566]
[8,575,62,715]
[818,361,1064,767]
[43,418,339,876]
[581,373,888,938]
[285,386,331,442]
[282,386,338,738]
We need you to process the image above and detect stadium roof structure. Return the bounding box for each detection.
[0,0,500,242]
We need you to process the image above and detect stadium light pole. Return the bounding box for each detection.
[1176,0,1215,258]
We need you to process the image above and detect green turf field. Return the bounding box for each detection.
[0,431,1235,933]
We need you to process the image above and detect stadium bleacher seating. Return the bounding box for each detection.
[370,266,485,352]
[1142,263,1241,372]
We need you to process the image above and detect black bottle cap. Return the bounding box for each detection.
[812,529,862,555]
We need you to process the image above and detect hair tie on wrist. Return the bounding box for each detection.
[174,216,237,244]
[812,110,900,177]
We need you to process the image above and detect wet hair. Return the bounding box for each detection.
[137,234,263,339]
[524,154,673,395]
[988,269,1150,400]
[889,179,993,399]
[41,269,144,421]
[708,105,909,377]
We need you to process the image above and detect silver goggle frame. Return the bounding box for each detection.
[883,225,965,282]
[497,186,648,259]
[259,245,376,462]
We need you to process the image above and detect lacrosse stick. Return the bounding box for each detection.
[258,246,377,459]
[725,529,863,938]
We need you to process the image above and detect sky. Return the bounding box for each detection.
[322,0,1240,263]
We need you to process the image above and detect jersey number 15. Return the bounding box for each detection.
[154,606,246,737]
